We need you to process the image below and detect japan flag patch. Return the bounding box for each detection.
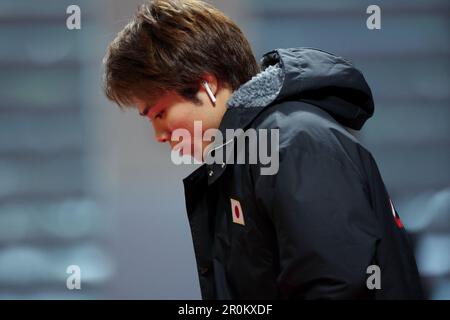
[230,198,245,226]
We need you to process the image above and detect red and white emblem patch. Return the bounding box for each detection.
[389,198,404,228]
[230,198,245,226]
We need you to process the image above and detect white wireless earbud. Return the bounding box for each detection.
[202,81,216,105]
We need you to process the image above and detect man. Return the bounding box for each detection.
[103,0,423,299]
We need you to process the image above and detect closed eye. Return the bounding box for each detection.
[154,110,164,120]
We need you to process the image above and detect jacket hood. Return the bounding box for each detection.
[226,47,374,130]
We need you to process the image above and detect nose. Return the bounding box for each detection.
[156,131,170,143]
[151,120,170,143]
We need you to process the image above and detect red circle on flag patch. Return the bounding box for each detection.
[234,205,240,218]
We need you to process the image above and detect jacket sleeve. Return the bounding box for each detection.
[252,142,381,299]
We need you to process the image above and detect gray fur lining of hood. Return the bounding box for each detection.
[226,63,284,109]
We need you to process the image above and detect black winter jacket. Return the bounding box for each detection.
[183,48,423,299]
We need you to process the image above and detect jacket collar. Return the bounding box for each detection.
[207,63,284,185]
[183,58,284,185]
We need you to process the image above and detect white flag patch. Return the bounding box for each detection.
[230,198,245,226]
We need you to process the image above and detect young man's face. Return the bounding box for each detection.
[133,89,226,162]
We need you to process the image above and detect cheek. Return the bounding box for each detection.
[166,113,193,133]
[166,107,200,133]
[165,105,210,145]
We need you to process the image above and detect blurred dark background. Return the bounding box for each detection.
[0,0,448,299]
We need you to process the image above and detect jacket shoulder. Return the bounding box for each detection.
[249,100,374,185]
[253,101,364,153]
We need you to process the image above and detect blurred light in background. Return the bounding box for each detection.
[0,0,116,299]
